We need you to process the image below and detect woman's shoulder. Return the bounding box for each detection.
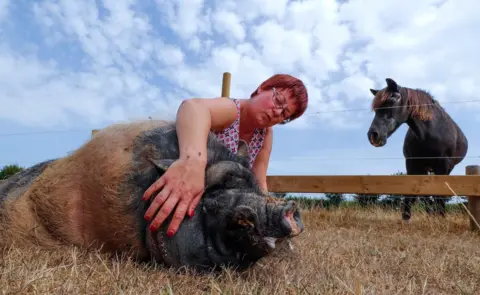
[186,97,240,132]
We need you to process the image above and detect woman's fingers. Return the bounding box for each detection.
[166,196,190,236]
[148,190,180,232]
[142,177,166,201]
[187,191,203,217]
[144,184,171,222]
[143,158,207,237]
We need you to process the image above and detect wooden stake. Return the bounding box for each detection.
[466,165,480,231]
[221,72,231,97]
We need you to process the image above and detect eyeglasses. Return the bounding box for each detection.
[272,87,292,124]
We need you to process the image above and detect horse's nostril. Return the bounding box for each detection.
[370,131,379,141]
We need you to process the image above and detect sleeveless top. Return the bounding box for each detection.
[213,98,267,168]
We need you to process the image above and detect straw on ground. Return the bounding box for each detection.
[1,207,479,294]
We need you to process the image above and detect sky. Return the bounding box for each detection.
[1,0,480,183]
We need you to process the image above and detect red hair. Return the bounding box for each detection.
[250,74,308,121]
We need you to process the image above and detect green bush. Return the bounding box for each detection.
[0,164,24,180]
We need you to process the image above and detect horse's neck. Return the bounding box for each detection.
[403,88,442,141]
[405,106,443,141]
[406,117,431,140]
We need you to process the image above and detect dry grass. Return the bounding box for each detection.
[1,207,480,294]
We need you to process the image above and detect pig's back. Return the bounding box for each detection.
[0,120,172,258]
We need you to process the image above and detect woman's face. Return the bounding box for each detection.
[250,87,298,127]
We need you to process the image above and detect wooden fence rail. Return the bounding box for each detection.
[266,168,480,232]
[266,174,480,196]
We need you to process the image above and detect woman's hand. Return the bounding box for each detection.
[142,156,206,237]
[141,97,238,237]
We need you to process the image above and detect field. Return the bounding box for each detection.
[1,205,479,295]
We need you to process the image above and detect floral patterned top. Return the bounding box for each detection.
[213,98,267,168]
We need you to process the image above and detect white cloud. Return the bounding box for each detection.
[339,0,480,106]
[0,0,9,24]
[0,0,478,131]
[213,0,289,22]
[252,20,313,72]
[212,9,245,43]
[155,0,212,40]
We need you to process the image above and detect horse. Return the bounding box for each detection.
[366,78,468,221]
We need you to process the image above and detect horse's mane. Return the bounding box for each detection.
[371,87,441,121]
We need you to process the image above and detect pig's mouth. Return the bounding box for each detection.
[281,201,304,237]
[262,201,304,250]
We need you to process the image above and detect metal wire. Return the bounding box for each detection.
[1,99,479,137]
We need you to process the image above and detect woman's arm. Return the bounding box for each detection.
[176,97,237,163]
[251,127,273,194]
[143,97,239,235]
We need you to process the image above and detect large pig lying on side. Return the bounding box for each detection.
[0,120,304,272]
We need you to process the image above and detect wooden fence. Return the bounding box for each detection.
[91,72,480,231]
[267,170,480,231]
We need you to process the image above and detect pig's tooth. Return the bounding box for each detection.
[263,237,276,249]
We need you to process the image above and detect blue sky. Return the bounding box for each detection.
[1,0,479,181]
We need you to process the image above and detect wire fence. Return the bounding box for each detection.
[1,98,478,166]
[282,155,480,161]
[1,81,477,215]
[303,98,480,115]
[1,98,479,138]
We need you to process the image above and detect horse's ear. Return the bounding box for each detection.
[370,89,378,96]
[385,78,399,92]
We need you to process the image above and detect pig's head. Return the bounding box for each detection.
[145,140,304,272]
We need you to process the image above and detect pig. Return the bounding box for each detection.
[0,120,304,272]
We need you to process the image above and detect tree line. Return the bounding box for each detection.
[0,164,24,180]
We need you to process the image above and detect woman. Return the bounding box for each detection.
[142,74,309,237]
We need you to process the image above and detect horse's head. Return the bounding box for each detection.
[367,78,409,147]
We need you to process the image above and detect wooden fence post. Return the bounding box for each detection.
[466,165,480,231]
[221,72,231,97]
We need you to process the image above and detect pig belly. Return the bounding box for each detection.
[2,159,145,257]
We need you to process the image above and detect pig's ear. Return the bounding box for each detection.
[231,205,257,229]
[148,158,175,173]
[237,139,249,159]
[205,161,252,190]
